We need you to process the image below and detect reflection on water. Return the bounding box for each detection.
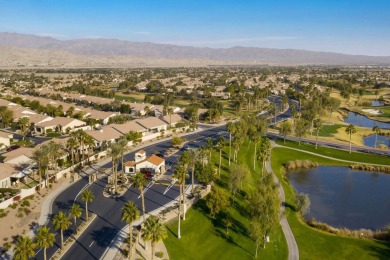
[371,100,384,107]
[364,134,390,147]
[343,112,390,129]
[288,166,390,230]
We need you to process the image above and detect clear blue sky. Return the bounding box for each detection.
[1,0,389,56]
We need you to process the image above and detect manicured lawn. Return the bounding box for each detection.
[318,124,344,137]
[115,94,144,103]
[271,147,390,260]
[164,141,288,259]
[276,139,390,165]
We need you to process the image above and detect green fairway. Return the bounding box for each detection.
[115,94,144,103]
[318,124,344,137]
[271,147,390,260]
[276,139,390,165]
[164,141,288,260]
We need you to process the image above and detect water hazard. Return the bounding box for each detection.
[343,112,390,129]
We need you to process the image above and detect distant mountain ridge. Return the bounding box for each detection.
[1,32,390,67]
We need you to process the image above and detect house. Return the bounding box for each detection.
[110,121,147,135]
[135,117,167,132]
[2,147,34,165]
[85,126,123,147]
[161,113,184,128]
[85,109,118,125]
[123,150,165,175]
[0,131,13,147]
[0,163,18,188]
[34,117,89,135]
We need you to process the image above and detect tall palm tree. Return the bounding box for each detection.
[345,124,357,154]
[72,130,91,165]
[167,107,174,127]
[69,203,82,225]
[251,134,260,170]
[84,134,95,163]
[35,226,55,260]
[187,148,200,194]
[13,236,36,260]
[173,164,189,238]
[81,189,94,222]
[216,136,226,177]
[47,141,64,172]
[258,137,271,175]
[118,136,130,177]
[18,117,30,140]
[121,201,140,260]
[66,137,78,171]
[226,122,235,166]
[132,172,148,222]
[314,118,322,149]
[32,146,49,190]
[141,216,167,260]
[372,125,381,148]
[206,137,214,160]
[108,143,121,194]
[52,211,71,248]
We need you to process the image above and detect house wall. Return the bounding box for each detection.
[0,136,11,147]
[0,176,10,188]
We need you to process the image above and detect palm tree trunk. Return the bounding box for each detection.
[375,133,378,148]
[228,133,231,166]
[191,167,195,194]
[129,225,133,260]
[74,217,76,226]
[218,149,222,177]
[178,189,182,238]
[85,202,89,222]
[316,129,319,149]
[61,230,64,248]
[182,184,186,220]
[141,191,146,222]
[253,142,257,170]
[255,243,259,258]
[349,133,352,153]
[151,242,155,260]
[44,247,47,260]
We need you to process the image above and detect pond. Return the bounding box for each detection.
[371,100,384,107]
[343,112,390,129]
[287,166,390,230]
[363,134,390,147]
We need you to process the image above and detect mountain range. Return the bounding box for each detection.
[1,32,390,67]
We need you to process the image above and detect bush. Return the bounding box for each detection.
[21,199,30,207]
[285,160,318,170]
[155,251,164,258]
[10,203,18,209]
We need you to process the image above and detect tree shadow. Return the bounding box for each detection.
[365,240,390,259]
[283,201,296,212]
[90,226,119,248]
[215,228,254,256]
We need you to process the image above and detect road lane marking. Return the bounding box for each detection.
[163,179,177,195]
[138,180,155,199]
[89,241,94,247]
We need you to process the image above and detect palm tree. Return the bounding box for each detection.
[187,149,200,194]
[345,124,357,154]
[314,118,322,149]
[216,136,226,177]
[35,226,55,260]
[81,189,94,222]
[32,146,49,190]
[167,107,174,127]
[226,122,235,166]
[173,164,189,238]
[47,141,64,172]
[132,172,148,222]
[66,137,78,171]
[13,236,36,260]
[118,136,129,177]
[69,203,82,225]
[108,143,121,194]
[84,134,95,163]
[372,125,381,148]
[141,216,167,260]
[251,134,260,170]
[72,130,91,165]
[52,211,71,248]
[18,117,30,140]
[258,137,271,175]
[121,202,140,260]
[206,137,214,160]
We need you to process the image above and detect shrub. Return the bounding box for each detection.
[10,203,18,209]
[21,199,30,207]
[285,160,318,170]
[155,251,164,258]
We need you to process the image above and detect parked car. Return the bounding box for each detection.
[6,145,20,152]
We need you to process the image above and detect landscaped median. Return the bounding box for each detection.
[51,213,97,259]
[271,145,390,259]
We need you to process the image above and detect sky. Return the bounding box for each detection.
[0,0,389,56]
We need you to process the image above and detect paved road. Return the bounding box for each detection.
[33,125,226,260]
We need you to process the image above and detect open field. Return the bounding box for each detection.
[271,147,390,260]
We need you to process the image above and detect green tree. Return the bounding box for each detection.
[52,211,71,248]
[69,203,82,225]
[206,186,230,217]
[81,189,94,222]
[257,137,271,174]
[132,172,148,222]
[279,121,292,143]
[141,216,167,260]
[206,137,214,160]
[171,135,184,148]
[121,201,140,260]
[32,145,50,189]
[13,236,36,260]
[226,122,235,166]
[108,142,121,193]
[173,164,189,238]
[195,162,216,184]
[295,119,309,145]
[35,226,55,260]
[372,125,381,148]
[118,136,129,177]
[345,124,357,153]
[250,220,263,258]
[187,149,200,194]
[17,117,30,140]
[294,193,311,215]
[66,137,78,171]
